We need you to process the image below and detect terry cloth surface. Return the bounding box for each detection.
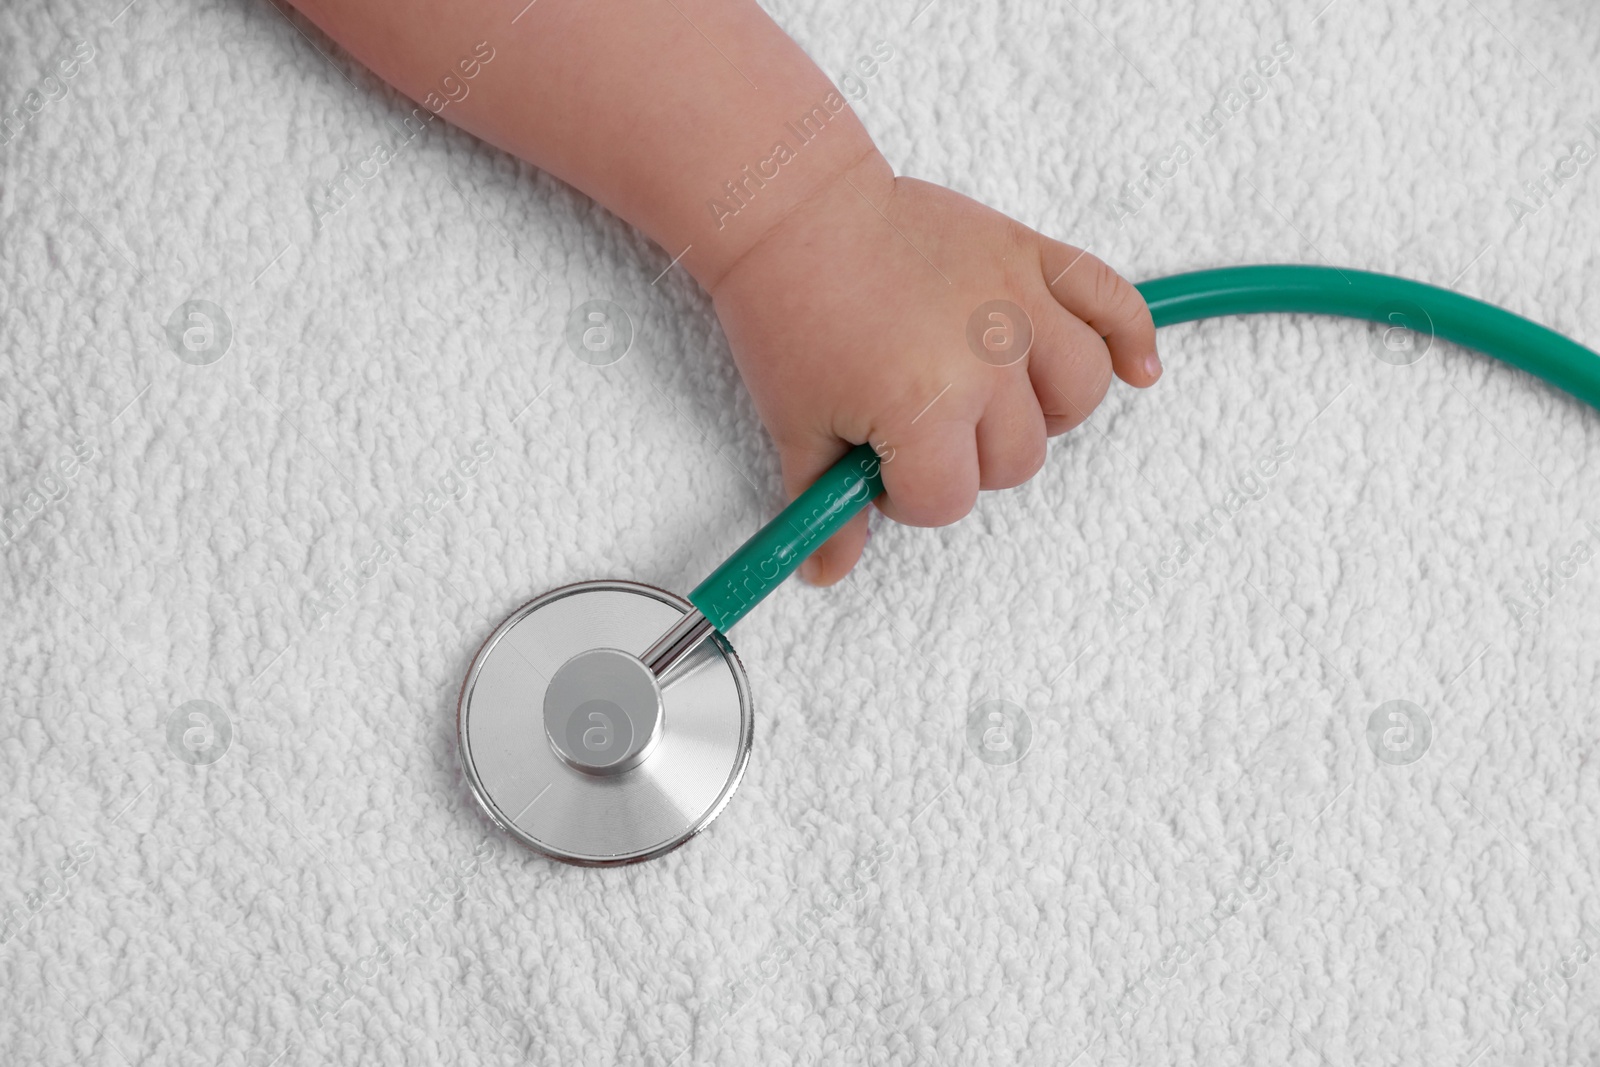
[2,0,1599,1063]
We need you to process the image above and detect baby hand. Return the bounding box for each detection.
[708,151,1161,585]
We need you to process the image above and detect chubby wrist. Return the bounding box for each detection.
[670,98,889,291]
[693,141,895,295]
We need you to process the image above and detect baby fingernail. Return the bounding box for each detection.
[800,558,822,584]
[1144,352,1163,381]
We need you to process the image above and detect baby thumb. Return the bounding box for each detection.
[778,440,872,587]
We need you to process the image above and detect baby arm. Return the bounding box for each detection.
[288,0,1160,583]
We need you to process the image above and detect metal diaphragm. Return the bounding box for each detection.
[457,580,753,866]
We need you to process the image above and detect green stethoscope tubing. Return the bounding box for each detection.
[686,264,1600,634]
[1140,265,1600,409]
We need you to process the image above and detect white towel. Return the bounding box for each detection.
[2,0,1597,1062]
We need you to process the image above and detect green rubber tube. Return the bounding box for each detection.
[1139,264,1600,410]
[689,443,885,631]
[690,264,1600,633]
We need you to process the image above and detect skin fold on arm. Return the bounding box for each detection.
[289,0,1161,584]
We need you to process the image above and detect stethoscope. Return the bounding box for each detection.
[457,264,1600,866]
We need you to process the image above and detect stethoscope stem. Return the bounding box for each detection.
[641,608,715,677]
[642,444,889,677]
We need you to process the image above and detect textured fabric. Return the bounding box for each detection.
[3,0,1598,1063]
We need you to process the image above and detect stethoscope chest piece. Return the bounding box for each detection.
[457,580,753,866]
